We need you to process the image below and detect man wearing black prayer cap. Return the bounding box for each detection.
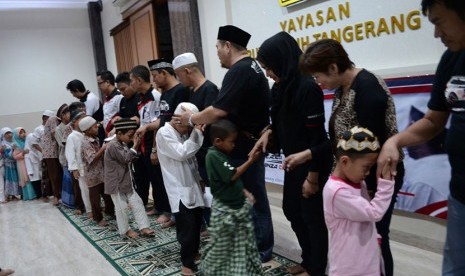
[174,25,274,262]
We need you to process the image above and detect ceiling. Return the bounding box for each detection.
[0,0,98,10]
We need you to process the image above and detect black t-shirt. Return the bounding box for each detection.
[213,57,270,159]
[159,83,190,127]
[190,80,219,172]
[119,93,139,119]
[189,80,219,111]
[428,49,465,204]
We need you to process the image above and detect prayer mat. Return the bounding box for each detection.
[58,206,298,275]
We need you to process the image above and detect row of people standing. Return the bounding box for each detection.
[0,125,47,203]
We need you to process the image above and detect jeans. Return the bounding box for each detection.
[443,195,465,276]
[232,156,274,262]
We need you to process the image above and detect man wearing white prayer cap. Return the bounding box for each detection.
[172,52,219,229]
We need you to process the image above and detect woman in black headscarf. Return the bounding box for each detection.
[252,32,332,276]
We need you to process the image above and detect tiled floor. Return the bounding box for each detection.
[0,190,442,275]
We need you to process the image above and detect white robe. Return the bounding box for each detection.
[156,123,205,213]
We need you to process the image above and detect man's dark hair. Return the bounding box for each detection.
[130,65,151,83]
[153,67,176,76]
[97,70,115,86]
[218,40,247,52]
[69,101,86,114]
[115,72,131,85]
[210,119,237,143]
[66,79,86,93]
[421,0,465,20]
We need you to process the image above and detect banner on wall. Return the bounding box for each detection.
[264,75,450,219]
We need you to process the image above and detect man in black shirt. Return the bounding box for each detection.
[145,58,189,226]
[173,52,219,226]
[378,1,465,275]
[172,53,219,178]
[175,25,274,262]
[115,72,140,123]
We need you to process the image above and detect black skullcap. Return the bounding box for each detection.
[114,118,138,132]
[147,58,173,71]
[217,25,251,48]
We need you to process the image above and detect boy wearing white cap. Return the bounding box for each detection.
[156,102,205,275]
[79,116,114,226]
[66,111,91,216]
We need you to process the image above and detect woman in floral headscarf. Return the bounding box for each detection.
[13,127,36,200]
[1,127,20,200]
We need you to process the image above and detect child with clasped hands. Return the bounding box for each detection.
[323,126,394,276]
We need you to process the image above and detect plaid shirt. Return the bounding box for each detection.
[81,135,104,187]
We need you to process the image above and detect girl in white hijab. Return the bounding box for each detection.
[1,127,20,200]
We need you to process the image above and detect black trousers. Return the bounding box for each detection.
[31,180,42,198]
[133,156,150,206]
[44,158,63,199]
[89,183,114,223]
[72,177,84,213]
[136,152,171,214]
[282,166,329,276]
[174,202,203,269]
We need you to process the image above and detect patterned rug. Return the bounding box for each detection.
[58,206,297,275]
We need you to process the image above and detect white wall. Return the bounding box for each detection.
[0,8,99,132]
[101,0,123,74]
[198,0,447,87]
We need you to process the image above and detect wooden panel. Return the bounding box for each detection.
[112,21,134,72]
[130,3,159,66]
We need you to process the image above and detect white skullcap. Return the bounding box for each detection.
[174,102,199,115]
[172,53,198,70]
[78,116,97,132]
[43,110,55,117]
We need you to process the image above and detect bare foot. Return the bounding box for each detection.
[295,272,310,276]
[87,212,93,219]
[146,209,158,216]
[287,264,306,275]
[75,210,82,215]
[200,230,209,237]
[140,228,155,236]
[126,229,139,238]
[161,220,175,229]
[42,196,50,203]
[156,214,170,223]
[52,197,59,206]
[180,266,195,276]
[98,219,109,227]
